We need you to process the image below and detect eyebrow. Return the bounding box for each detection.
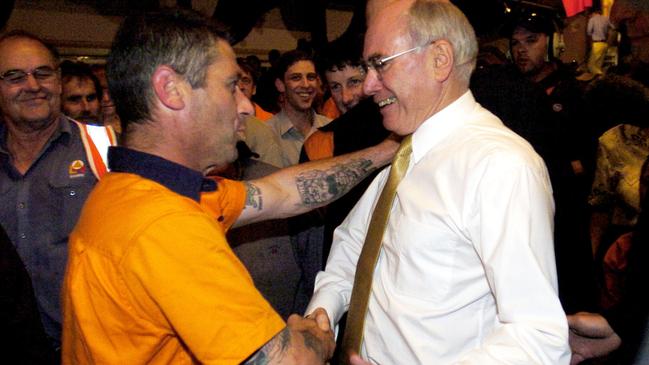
[228,72,241,83]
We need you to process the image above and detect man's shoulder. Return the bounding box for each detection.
[74,172,218,256]
[265,111,288,135]
[314,112,332,128]
[87,172,206,224]
[451,106,543,167]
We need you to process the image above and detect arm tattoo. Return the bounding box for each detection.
[296,158,373,206]
[243,326,325,364]
[244,182,263,211]
[244,328,290,364]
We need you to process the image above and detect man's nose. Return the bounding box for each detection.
[342,87,354,104]
[24,74,41,91]
[236,86,254,117]
[363,69,381,96]
[81,98,90,111]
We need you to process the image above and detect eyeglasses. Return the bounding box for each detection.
[0,66,59,85]
[363,41,436,79]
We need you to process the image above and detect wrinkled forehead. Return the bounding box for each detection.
[213,40,239,76]
[364,9,410,58]
[512,26,545,40]
[0,37,57,70]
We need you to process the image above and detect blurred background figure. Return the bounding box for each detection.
[91,64,122,134]
[237,58,274,121]
[60,60,101,125]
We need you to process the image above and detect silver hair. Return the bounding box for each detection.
[407,0,478,84]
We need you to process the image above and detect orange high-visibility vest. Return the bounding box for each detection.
[73,120,117,179]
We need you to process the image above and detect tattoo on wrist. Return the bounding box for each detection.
[244,326,325,364]
[243,328,292,364]
[244,182,263,211]
[296,158,373,206]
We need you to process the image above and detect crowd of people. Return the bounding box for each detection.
[1,0,648,364]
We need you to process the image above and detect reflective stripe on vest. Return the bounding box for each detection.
[73,120,117,179]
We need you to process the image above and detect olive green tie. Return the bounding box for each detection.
[341,135,413,362]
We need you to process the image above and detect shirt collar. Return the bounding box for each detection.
[411,90,477,164]
[276,109,326,137]
[0,115,72,155]
[108,146,217,202]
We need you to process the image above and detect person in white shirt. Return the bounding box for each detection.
[305,1,571,364]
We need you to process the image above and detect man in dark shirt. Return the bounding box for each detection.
[0,30,115,352]
[0,223,56,364]
[493,9,598,315]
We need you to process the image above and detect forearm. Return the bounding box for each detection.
[244,315,334,365]
[235,138,398,226]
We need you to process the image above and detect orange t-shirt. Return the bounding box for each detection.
[62,173,284,364]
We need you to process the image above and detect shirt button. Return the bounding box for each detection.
[18,202,26,209]
[69,190,76,196]
[19,233,27,239]
[217,216,225,222]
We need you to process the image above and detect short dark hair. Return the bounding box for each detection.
[0,29,60,66]
[237,58,258,85]
[317,35,364,75]
[106,8,228,129]
[274,49,314,82]
[506,8,556,37]
[60,60,102,100]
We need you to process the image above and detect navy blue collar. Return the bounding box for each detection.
[108,146,217,202]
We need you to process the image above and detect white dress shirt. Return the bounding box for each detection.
[307,91,570,364]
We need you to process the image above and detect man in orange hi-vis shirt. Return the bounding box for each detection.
[61,9,398,365]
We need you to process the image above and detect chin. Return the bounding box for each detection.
[381,116,400,134]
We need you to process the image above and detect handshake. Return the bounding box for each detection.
[259,308,370,365]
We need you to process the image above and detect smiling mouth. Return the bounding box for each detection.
[378,96,397,108]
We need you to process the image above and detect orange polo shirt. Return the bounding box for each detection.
[62,148,284,364]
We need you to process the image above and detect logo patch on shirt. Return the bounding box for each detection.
[69,160,86,178]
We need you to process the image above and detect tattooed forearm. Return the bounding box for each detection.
[296,158,373,206]
[244,328,289,364]
[244,182,263,211]
[244,326,324,365]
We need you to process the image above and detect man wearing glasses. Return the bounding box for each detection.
[0,30,116,356]
[306,1,570,364]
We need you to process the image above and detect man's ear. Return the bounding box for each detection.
[151,65,186,111]
[275,78,286,93]
[428,40,454,82]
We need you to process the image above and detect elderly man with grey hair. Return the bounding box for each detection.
[305,1,570,364]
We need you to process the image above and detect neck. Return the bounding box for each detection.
[284,104,315,137]
[529,62,557,84]
[4,116,60,175]
[123,119,204,173]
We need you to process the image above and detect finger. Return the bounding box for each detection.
[349,353,372,365]
[315,312,331,333]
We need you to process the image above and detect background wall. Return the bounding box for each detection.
[3,0,353,63]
